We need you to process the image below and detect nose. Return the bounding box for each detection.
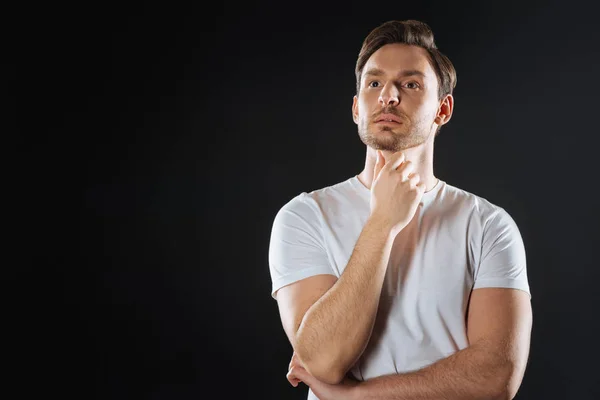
[378,83,400,106]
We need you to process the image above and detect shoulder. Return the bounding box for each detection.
[274,176,363,219]
[440,182,513,222]
[439,183,522,242]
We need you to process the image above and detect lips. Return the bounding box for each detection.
[375,113,402,124]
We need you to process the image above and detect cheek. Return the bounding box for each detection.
[358,104,372,124]
[357,97,372,117]
[412,100,437,118]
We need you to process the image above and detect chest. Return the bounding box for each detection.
[324,206,478,310]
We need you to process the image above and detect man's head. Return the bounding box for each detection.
[352,20,456,152]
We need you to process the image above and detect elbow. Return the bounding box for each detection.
[491,388,512,400]
[295,348,346,385]
[304,360,346,385]
[500,377,523,400]
[492,389,516,400]
[491,362,524,400]
[295,337,348,385]
[487,382,512,400]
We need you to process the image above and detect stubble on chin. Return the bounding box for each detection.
[358,122,412,152]
[358,115,434,152]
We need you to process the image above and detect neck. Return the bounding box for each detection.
[357,139,438,192]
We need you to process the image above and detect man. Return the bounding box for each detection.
[268,19,532,400]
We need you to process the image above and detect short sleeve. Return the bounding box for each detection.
[268,193,337,300]
[473,208,531,298]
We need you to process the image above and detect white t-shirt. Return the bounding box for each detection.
[268,175,530,399]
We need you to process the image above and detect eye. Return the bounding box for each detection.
[368,81,380,88]
[405,81,420,89]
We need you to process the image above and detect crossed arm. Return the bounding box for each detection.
[274,211,532,399]
[276,216,396,384]
[286,286,532,400]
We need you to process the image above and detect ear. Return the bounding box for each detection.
[352,95,359,125]
[434,94,454,127]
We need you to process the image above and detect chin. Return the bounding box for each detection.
[364,137,398,152]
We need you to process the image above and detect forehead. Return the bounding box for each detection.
[363,43,435,81]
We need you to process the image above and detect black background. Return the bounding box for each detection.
[19,0,600,399]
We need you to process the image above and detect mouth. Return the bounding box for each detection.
[374,113,403,124]
[375,120,402,124]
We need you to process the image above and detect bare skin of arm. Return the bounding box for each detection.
[276,151,425,384]
[289,287,533,400]
[277,216,396,384]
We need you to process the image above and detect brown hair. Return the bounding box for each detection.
[355,20,457,101]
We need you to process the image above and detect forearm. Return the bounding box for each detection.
[354,341,514,400]
[295,216,394,384]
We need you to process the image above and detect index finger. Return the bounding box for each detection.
[382,151,405,171]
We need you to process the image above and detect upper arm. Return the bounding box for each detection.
[474,208,530,295]
[275,274,337,349]
[467,287,533,397]
[268,194,338,348]
[467,208,532,397]
[268,194,336,299]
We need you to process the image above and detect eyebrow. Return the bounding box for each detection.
[363,68,426,79]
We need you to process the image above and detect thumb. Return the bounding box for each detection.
[373,150,385,182]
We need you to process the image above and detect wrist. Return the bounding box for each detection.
[349,381,364,400]
[367,214,402,239]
